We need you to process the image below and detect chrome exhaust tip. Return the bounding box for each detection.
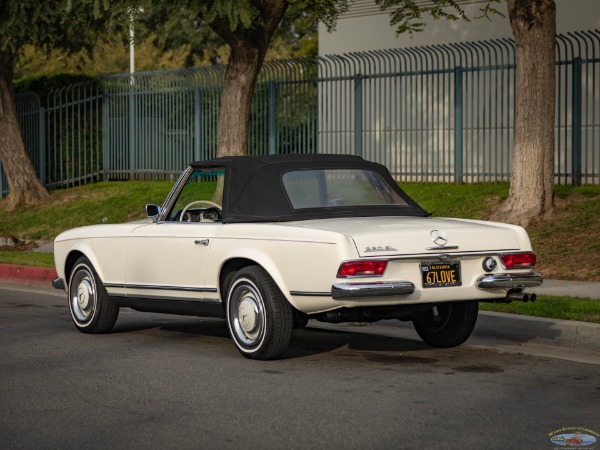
[505,291,531,302]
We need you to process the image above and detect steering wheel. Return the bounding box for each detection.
[180,200,222,222]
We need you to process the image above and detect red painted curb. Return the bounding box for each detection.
[0,264,58,287]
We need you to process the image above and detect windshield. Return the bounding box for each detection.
[282,169,408,209]
[167,168,225,221]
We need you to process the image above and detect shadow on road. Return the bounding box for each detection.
[109,311,432,360]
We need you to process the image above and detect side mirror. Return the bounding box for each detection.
[146,204,161,218]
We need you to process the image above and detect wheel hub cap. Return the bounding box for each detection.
[70,273,95,322]
[77,282,92,310]
[239,297,258,333]
[228,280,266,348]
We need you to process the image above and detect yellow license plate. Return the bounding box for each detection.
[421,261,462,288]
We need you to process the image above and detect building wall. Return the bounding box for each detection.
[319,0,600,55]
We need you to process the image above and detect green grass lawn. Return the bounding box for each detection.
[1,180,508,240]
[0,180,175,241]
[0,251,55,268]
[481,295,600,324]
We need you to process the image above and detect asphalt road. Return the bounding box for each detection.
[1,285,599,450]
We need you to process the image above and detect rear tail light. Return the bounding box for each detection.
[337,260,388,278]
[500,252,537,269]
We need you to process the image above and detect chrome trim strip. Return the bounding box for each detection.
[130,285,218,293]
[477,273,543,290]
[384,250,521,261]
[104,283,217,293]
[426,245,459,250]
[157,166,193,222]
[331,281,415,300]
[290,291,331,297]
[120,294,221,302]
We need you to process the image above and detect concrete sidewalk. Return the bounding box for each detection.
[533,278,600,299]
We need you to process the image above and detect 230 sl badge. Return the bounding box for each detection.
[364,245,398,252]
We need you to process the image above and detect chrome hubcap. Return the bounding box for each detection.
[70,268,96,324]
[239,298,259,333]
[229,279,265,348]
[77,282,92,310]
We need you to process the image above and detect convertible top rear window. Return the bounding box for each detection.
[282,169,408,209]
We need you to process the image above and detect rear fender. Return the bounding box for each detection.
[218,249,299,310]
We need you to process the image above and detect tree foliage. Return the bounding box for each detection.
[376,0,503,34]
[4,0,557,226]
[0,1,104,54]
[14,2,322,77]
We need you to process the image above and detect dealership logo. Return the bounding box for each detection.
[549,428,598,448]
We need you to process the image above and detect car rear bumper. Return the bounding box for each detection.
[476,272,543,290]
[331,281,415,299]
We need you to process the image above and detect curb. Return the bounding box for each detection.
[0,264,57,287]
[374,312,600,354]
[313,313,600,358]
[475,311,600,353]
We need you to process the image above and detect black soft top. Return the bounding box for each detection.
[190,154,428,223]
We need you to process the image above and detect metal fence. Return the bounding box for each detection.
[2,29,599,197]
[319,30,600,184]
[100,59,319,182]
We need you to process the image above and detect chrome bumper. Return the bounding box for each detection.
[331,281,415,300]
[477,272,543,290]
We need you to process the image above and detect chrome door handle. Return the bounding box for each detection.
[194,239,209,246]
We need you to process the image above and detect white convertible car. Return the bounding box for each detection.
[53,155,542,359]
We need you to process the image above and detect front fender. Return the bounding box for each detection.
[55,239,126,289]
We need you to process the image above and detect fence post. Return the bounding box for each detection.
[268,81,277,155]
[454,66,464,183]
[39,106,46,185]
[102,90,108,181]
[354,74,363,157]
[572,57,582,186]
[194,86,202,161]
[128,85,136,179]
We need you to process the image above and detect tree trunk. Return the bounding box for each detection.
[213,41,264,157]
[208,1,288,203]
[210,0,288,157]
[491,0,556,227]
[0,49,49,211]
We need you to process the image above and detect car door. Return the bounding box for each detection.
[124,222,222,301]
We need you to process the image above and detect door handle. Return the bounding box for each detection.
[194,239,209,246]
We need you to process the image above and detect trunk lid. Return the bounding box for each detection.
[288,216,521,257]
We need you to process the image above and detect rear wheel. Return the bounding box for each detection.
[68,257,119,333]
[226,266,293,360]
[412,301,478,348]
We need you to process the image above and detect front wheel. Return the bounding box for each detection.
[68,256,119,333]
[412,301,478,348]
[226,266,293,360]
